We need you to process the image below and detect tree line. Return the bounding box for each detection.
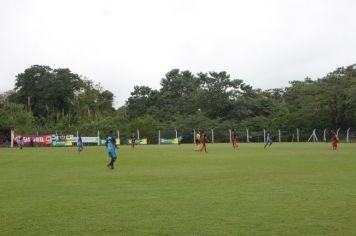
[1,64,355,142]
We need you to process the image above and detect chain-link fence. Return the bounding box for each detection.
[2,127,356,147]
[128,128,356,144]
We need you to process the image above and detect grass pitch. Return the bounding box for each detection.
[0,143,355,235]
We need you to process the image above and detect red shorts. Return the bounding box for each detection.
[232,138,237,144]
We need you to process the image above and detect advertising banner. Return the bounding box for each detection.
[128,139,147,145]
[100,139,120,145]
[160,138,173,144]
[160,138,178,144]
[52,134,73,141]
[15,135,52,145]
[52,140,66,146]
[72,137,99,143]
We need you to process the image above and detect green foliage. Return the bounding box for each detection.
[0,103,35,133]
[1,64,356,135]
[10,65,82,119]
[125,116,157,143]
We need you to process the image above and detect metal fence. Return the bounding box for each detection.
[2,128,356,147]
[119,128,356,144]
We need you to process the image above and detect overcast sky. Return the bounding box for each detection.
[1,0,355,107]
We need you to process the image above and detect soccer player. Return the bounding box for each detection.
[178,134,183,145]
[264,133,273,149]
[106,130,118,170]
[19,136,24,149]
[195,131,201,145]
[194,131,201,151]
[30,137,34,147]
[77,134,84,153]
[332,136,339,150]
[199,130,209,153]
[131,132,136,148]
[232,130,238,149]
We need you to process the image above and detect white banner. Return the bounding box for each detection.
[73,137,99,143]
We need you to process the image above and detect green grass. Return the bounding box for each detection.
[0,143,355,236]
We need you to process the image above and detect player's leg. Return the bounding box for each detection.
[200,143,204,152]
[269,141,273,147]
[110,150,118,169]
[107,151,114,169]
[264,142,268,148]
[111,157,117,169]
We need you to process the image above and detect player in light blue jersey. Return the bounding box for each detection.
[264,133,273,149]
[106,130,118,169]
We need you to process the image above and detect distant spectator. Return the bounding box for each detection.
[30,137,34,147]
[19,136,24,149]
[178,134,183,145]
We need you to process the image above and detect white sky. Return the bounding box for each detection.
[0,0,355,107]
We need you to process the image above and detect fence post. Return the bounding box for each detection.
[297,128,299,142]
[211,129,214,143]
[323,129,327,142]
[336,128,340,139]
[175,129,178,139]
[137,129,140,140]
[246,128,249,143]
[308,129,318,142]
[346,128,350,142]
[11,129,14,148]
[278,129,281,142]
[263,129,266,143]
[193,129,196,144]
[158,130,161,145]
[97,130,100,146]
[229,129,232,143]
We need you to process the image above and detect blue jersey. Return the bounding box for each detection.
[77,137,83,146]
[106,135,117,158]
[266,136,273,143]
[106,136,116,150]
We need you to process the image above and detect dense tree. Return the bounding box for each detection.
[2,64,356,143]
[0,103,35,133]
[10,65,81,119]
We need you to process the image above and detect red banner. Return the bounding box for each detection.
[15,135,52,145]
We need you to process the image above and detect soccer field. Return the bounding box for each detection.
[0,143,355,235]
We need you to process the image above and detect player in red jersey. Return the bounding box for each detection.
[332,136,339,150]
[231,130,238,149]
[131,132,136,148]
[199,130,209,153]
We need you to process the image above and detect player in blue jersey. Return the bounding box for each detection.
[19,136,24,149]
[264,133,273,148]
[106,130,118,169]
[77,134,84,153]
